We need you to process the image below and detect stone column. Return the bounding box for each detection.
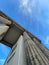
[33,38,49,60]
[23,32,49,65]
[4,35,27,65]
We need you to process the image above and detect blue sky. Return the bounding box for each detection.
[0,0,49,65]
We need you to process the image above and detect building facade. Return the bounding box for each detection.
[0,11,49,65]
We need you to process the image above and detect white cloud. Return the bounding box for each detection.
[21,0,28,7]
[19,0,49,21]
[45,36,49,44]
[19,0,49,28]
[19,0,37,14]
[44,36,49,48]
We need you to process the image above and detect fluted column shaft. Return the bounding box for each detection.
[23,32,49,65]
[33,38,49,59]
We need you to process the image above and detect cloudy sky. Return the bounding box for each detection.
[0,0,49,65]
